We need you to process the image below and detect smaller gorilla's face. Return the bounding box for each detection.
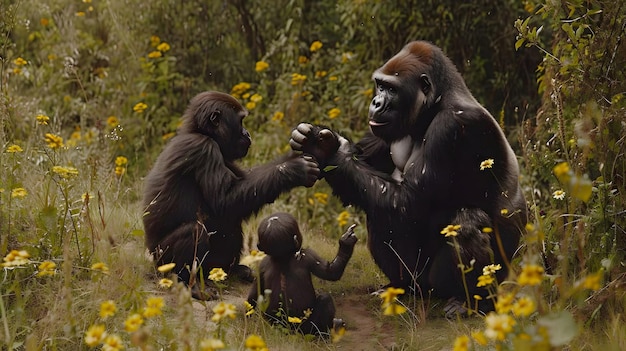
[224,108,252,160]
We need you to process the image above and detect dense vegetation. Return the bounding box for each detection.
[1,0,624,350]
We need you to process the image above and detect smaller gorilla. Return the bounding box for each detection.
[143,92,319,299]
[247,213,357,336]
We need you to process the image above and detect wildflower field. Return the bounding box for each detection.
[1,0,625,350]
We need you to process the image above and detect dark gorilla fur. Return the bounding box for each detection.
[143,91,319,298]
[247,213,357,336]
[291,41,527,315]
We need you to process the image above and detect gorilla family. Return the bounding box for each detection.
[143,91,319,298]
[291,40,527,314]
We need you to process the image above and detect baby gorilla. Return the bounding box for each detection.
[247,213,357,337]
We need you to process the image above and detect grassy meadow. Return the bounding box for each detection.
[1,0,625,350]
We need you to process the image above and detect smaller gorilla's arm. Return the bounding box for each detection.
[303,224,357,281]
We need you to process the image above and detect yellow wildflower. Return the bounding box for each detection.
[453,335,470,351]
[231,82,251,97]
[477,274,494,287]
[483,264,501,275]
[250,93,262,103]
[244,334,266,351]
[255,61,269,72]
[40,17,50,26]
[91,262,110,274]
[37,261,57,277]
[329,76,338,81]
[337,211,350,227]
[288,316,302,324]
[315,70,328,78]
[102,334,124,351]
[484,312,516,341]
[298,55,309,65]
[76,12,86,17]
[52,166,79,179]
[36,114,50,125]
[13,57,28,66]
[124,313,144,332]
[150,35,160,47]
[156,42,170,52]
[309,40,323,52]
[328,108,341,119]
[148,51,162,58]
[582,272,602,290]
[512,296,535,317]
[115,156,128,166]
[100,300,117,319]
[440,224,461,237]
[84,324,107,347]
[480,158,494,170]
[211,302,237,323]
[133,102,148,113]
[517,264,544,286]
[291,73,307,85]
[2,250,30,267]
[482,227,493,233]
[379,287,405,304]
[383,302,407,316]
[107,116,119,128]
[208,267,227,282]
[44,133,64,149]
[157,262,176,273]
[11,188,28,198]
[158,278,174,288]
[552,189,566,200]
[500,208,509,215]
[240,250,266,268]
[495,291,515,314]
[143,296,164,318]
[471,330,488,346]
[341,52,354,63]
[199,338,226,351]
[331,323,346,343]
[244,300,255,317]
[553,162,571,183]
[271,111,284,122]
[245,101,256,110]
[313,192,329,204]
[6,144,23,153]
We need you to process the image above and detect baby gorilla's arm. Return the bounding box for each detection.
[305,224,357,281]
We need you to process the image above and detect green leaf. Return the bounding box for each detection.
[515,38,526,50]
[323,165,338,172]
[537,311,578,347]
[132,229,145,237]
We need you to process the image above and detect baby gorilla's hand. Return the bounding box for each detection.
[339,224,358,247]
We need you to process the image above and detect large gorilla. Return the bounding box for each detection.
[291,41,527,314]
[143,91,319,299]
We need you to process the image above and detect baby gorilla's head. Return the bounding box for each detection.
[257,212,303,258]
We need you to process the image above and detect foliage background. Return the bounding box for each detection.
[1,0,625,350]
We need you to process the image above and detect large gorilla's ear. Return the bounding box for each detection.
[419,74,432,95]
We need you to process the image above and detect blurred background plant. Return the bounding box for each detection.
[1,0,624,349]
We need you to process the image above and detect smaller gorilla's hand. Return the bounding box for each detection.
[290,123,340,166]
[339,223,358,247]
[296,155,320,187]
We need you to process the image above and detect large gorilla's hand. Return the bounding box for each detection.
[290,123,341,167]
